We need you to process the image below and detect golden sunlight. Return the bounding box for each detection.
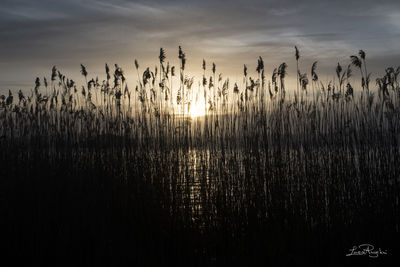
[189,100,206,119]
[189,93,206,119]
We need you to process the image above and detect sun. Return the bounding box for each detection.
[190,101,206,119]
[189,93,207,119]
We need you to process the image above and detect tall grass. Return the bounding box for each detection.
[1,47,399,265]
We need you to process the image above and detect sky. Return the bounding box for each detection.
[1,0,400,93]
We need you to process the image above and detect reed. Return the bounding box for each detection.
[1,47,399,266]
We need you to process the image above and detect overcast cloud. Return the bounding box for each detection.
[1,0,399,91]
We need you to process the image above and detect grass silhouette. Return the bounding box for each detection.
[1,47,399,266]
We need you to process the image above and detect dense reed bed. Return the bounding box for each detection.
[1,48,399,266]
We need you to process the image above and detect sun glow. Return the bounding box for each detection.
[189,101,206,119]
[189,94,206,119]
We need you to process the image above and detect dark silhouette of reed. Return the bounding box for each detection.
[1,47,399,266]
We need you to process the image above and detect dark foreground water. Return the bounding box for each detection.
[1,142,399,266]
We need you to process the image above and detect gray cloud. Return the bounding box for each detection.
[1,0,399,92]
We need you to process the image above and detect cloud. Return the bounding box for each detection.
[1,0,400,92]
